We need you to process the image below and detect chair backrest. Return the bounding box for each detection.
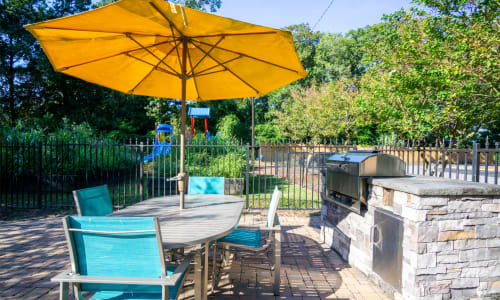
[73,185,113,216]
[64,216,164,293]
[267,186,281,228]
[188,176,224,195]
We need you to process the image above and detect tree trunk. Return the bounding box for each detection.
[8,36,16,127]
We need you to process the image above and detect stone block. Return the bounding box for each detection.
[416,266,446,275]
[403,206,428,222]
[477,281,489,292]
[467,212,497,219]
[461,265,500,278]
[393,190,407,204]
[454,239,487,250]
[437,254,459,264]
[419,196,449,207]
[476,225,500,239]
[427,241,453,253]
[448,200,482,212]
[489,281,500,294]
[486,238,500,248]
[463,217,499,226]
[451,277,479,288]
[482,203,500,212]
[427,280,451,295]
[461,287,479,297]
[427,209,448,216]
[459,248,500,262]
[438,219,466,231]
[418,225,439,242]
[436,272,460,280]
[438,230,475,241]
[394,202,403,215]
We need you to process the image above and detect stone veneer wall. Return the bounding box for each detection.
[320,176,500,300]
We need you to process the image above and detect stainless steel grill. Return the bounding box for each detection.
[321,150,405,214]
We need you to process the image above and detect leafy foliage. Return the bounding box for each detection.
[360,3,499,141]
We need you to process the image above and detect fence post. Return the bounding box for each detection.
[140,142,144,201]
[472,142,480,182]
[245,143,250,209]
[37,141,42,208]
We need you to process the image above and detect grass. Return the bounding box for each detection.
[246,175,321,209]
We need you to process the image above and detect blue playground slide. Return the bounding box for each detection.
[143,124,173,163]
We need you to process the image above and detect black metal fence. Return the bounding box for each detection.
[376,139,499,184]
[1,138,498,210]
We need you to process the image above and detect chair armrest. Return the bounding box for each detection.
[52,253,194,287]
[167,252,194,284]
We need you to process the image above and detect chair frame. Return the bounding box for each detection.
[217,214,281,295]
[73,184,112,216]
[215,188,282,295]
[52,216,193,300]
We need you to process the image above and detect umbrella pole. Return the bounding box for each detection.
[179,38,188,209]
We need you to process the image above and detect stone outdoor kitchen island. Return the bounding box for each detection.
[320,176,500,300]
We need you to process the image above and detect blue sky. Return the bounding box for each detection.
[214,0,415,33]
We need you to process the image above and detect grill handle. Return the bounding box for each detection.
[370,225,382,249]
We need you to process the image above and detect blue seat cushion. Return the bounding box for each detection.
[217,229,261,248]
[90,266,184,300]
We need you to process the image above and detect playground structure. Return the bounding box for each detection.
[143,123,173,163]
[188,107,210,139]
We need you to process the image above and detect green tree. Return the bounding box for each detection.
[360,3,499,141]
[314,28,368,81]
[276,79,362,142]
[0,0,91,127]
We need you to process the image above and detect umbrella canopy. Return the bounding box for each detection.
[25,0,306,208]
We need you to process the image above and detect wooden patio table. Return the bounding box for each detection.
[112,194,245,300]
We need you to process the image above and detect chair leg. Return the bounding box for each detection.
[59,282,69,300]
[273,231,281,296]
[222,244,230,266]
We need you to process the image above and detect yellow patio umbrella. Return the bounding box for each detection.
[25,0,306,209]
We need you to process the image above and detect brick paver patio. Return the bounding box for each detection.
[0,210,392,299]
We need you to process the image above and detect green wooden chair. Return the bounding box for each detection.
[215,186,282,295]
[73,185,113,216]
[188,176,225,195]
[52,216,193,300]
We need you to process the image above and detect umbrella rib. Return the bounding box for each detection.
[188,36,225,77]
[195,69,228,77]
[191,42,260,95]
[57,39,175,71]
[193,39,302,74]
[126,53,178,77]
[186,47,201,100]
[129,51,171,93]
[35,26,174,38]
[195,55,242,76]
[126,34,181,77]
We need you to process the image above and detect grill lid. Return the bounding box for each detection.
[327,150,379,164]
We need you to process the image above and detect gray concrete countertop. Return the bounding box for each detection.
[368,176,500,196]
